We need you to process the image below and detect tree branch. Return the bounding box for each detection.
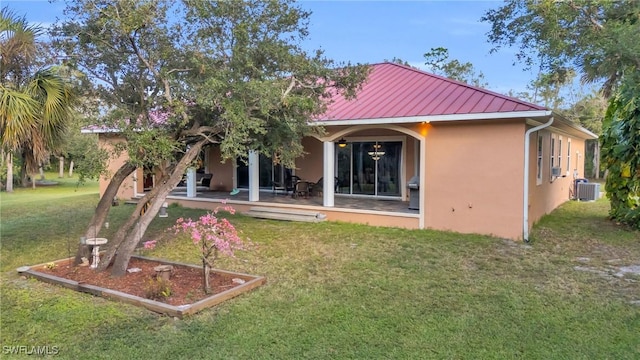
[128,33,174,104]
[282,76,296,99]
[566,1,604,30]
[166,68,192,75]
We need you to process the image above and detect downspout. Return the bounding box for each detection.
[523,115,554,243]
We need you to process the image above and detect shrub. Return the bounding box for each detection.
[144,277,172,301]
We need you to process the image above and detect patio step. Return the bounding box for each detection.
[245,206,327,223]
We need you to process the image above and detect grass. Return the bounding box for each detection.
[1,177,639,359]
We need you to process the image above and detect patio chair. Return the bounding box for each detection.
[272,181,286,195]
[286,175,301,193]
[310,177,323,197]
[310,177,342,197]
[200,174,212,188]
[293,180,310,198]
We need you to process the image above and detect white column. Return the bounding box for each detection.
[248,150,260,202]
[323,141,335,207]
[186,167,196,198]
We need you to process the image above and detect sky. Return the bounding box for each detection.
[4,0,543,96]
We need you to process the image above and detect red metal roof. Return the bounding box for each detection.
[319,62,546,122]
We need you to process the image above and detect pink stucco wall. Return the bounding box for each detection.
[423,120,526,239]
[205,145,235,191]
[527,131,587,228]
[98,134,137,200]
[295,137,324,182]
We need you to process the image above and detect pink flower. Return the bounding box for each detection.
[143,240,157,250]
[167,206,249,267]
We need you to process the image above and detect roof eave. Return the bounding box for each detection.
[313,110,553,126]
[552,112,598,139]
[526,113,598,140]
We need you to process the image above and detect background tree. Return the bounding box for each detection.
[53,0,368,276]
[383,57,416,69]
[564,91,608,178]
[54,87,110,181]
[482,0,640,97]
[483,0,639,228]
[600,74,640,229]
[423,47,487,87]
[510,72,606,178]
[0,7,76,191]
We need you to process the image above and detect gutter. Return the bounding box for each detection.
[523,114,554,243]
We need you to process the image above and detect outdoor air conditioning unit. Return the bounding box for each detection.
[577,182,601,201]
[551,167,562,177]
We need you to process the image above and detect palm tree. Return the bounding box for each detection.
[0,7,75,190]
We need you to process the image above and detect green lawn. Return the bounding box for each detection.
[1,178,639,359]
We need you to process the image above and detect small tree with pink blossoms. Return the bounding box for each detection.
[148,205,247,294]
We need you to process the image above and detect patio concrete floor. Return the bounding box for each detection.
[169,188,419,214]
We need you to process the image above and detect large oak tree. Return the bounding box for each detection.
[53,0,368,276]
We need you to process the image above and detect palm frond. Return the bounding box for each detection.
[0,7,41,81]
[26,69,75,149]
[0,85,40,152]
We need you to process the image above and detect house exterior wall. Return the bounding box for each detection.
[97,118,590,241]
[295,137,324,182]
[205,145,235,191]
[527,130,587,228]
[423,120,526,239]
[98,134,137,200]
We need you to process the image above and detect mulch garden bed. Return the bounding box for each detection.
[30,256,263,311]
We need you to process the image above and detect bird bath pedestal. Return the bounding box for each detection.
[85,238,108,269]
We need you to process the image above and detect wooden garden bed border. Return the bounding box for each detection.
[17,255,266,318]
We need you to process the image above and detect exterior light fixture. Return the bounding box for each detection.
[368,143,385,160]
[338,138,348,148]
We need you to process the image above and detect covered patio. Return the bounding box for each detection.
[168,188,419,214]
[166,188,420,229]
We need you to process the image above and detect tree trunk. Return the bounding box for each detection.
[109,140,206,277]
[6,153,13,193]
[39,165,45,180]
[20,160,29,188]
[203,259,211,294]
[68,160,74,177]
[97,176,166,271]
[73,162,136,266]
[59,157,64,178]
[593,140,600,179]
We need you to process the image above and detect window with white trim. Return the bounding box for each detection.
[558,136,563,173]
[536,132,543,185]
[566,138,572,174]
[550,134,556,179]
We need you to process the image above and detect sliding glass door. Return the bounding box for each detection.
[336,141,402,197]
[236,154,292,189]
